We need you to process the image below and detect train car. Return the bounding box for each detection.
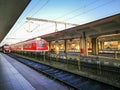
[2,44,11,53]
[23,39,48,52]
[11,38,48,52]
[11,42,23,51]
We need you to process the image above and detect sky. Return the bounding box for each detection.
[1,0,120,46]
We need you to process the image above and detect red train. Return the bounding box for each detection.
[2,44,11,53]
[11,38,48,52]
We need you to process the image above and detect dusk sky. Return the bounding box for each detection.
[1,0,120,46]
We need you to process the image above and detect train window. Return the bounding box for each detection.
[23,44,31,48]
[32,43,36,47]
[38,41,45,47]
[4,46,10,48]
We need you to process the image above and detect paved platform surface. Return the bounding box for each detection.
[0,53,68,90]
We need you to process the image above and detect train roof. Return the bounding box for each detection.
[10,38,45,46]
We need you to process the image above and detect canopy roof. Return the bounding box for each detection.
[0,0,31,42]
[39,13,120,41]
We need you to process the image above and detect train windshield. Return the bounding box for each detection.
[38,41,45,47]
[4,46,10,48]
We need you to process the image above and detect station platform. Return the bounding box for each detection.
[0,53,68,90]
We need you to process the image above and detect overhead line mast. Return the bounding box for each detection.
[26,17,78,32]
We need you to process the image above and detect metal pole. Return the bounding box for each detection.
[115,51,117,59]
[78,56,81,70]
[98,56,101,75]
[56,54,58,62]
[44,52,46,62]
[55,22,58,32]
[78,38,81,70]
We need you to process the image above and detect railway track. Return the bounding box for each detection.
[7,54,119,90]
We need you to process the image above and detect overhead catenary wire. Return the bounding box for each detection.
[40,0,115,29]
[29,0,115,33]
[64,0,114,22]
[54,0,98,20]
[30,0,50,17]
[23,0,100,33]
[7,0,42,36]
[10,0,109,34]
[11,0,49,34]
[18,0,115,32]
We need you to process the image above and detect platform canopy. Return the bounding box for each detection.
[39,13,120,41]
[0,0,31,43]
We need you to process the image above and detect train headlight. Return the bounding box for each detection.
[36,38,41,40]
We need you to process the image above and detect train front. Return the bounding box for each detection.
[2,44,11,53]
[36,38,48,52]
